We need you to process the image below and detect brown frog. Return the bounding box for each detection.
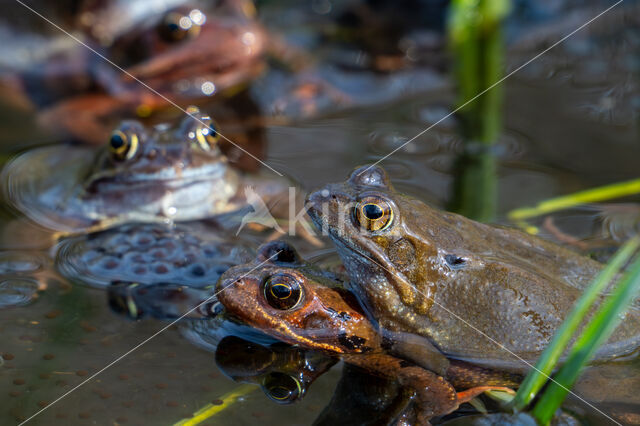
[217,241,517,424]
[3,1,267,146]
[2,110,306,237]
[305,165,640,369]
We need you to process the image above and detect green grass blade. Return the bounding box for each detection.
[511,236,640,410]
[508,178,640,221]
[531,251,640,424]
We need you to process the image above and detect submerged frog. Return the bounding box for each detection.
[217,241,517,423]
[2,110,291,234]
[306,165,640,368]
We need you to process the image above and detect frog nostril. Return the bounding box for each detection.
[444,254,466,269]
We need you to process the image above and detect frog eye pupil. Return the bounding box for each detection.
[167,22,180,33]
[110,134,124,149]
[262,372,301,404]
[109,129,139,161]
[355,197,394,232]
[160,12,200,42]
[270,283,292,299]
[203,125,217,138]
[363,203,383,220]
[264,274,302,310]
[202,123,219,146]
[160,13,189,42]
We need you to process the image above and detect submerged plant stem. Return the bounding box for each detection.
[448,0,509,222]
[173,384,256,426]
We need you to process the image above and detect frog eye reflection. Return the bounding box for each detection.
[159,11,201,42]
[261,372,302,404]
[263,273,303,311]
[109,129,139,161]
[354,196,394,232]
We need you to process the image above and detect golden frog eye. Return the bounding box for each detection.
[182,112,220,152]
[159,11,201,42]
[109,129,139,161]
[263,273,303,311]
[354,196,394,232]
[261,372,302,404]
[195,120,220,151]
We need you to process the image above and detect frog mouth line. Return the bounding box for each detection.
[319,222,420,300]
[305,203,386,271]
[306,201,432,312]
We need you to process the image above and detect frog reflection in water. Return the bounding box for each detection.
[217,241,518,424]
[3,109,293,234]
[215,335,337,405]
[306,166,640,368]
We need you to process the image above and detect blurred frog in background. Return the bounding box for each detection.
[0,0,268,147]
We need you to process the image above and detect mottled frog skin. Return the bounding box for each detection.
[2,110,288,233]
[306,165,640,368]
[217,241,517,423]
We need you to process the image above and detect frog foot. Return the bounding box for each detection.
[456,386,516,406]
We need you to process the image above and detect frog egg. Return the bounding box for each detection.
[132,266,148,276]
[150,262,171,276]
[156,239,177,251]
[110,243,132,256]
[150,248,169,260]
[131,231,155,248]
[102,233,130,248]
[187,264,207,278]
[99,256,121,270]
[122,251,149,265]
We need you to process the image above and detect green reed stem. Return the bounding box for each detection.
[511,236,640,411]
[448,0,510,222]
[508,178,640,221]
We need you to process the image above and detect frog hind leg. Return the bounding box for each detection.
[456,386,516,406]
[383,329,450,376]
